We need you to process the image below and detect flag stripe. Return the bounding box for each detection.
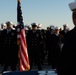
[20,37,29,64]
[20,50,28,69]
[20,58,26,70]
[19,29,30,71]
[20,29,28,59]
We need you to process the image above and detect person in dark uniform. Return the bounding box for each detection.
[50,26,61,69]
[0,23,6,66]
[56,1,76,75]
[45,25,55,65]
[0,23,6,30]
[37,24,46,65]
[59,24,69,44]
[1,21,18,72]
[26,23,42,70]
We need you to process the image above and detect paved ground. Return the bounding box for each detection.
[0,64,58,75]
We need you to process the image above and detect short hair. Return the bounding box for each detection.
[6,21,13,26]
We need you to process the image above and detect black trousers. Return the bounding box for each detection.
[2,64,17,72]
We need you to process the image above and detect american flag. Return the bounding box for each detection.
[17,0,30,71]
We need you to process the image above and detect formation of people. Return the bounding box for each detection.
[0,1,76,75]
[0,21,70,73]
[0,21,18,73]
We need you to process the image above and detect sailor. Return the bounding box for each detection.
[37,23,42,30]
[1,21,18,72]
[26,23,42,70]
[0,23,6,30]
[0,23,6,66]
[56,1,76,75]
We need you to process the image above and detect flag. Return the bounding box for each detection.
[17,0,30,71]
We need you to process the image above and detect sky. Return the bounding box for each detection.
[0,0,75,29]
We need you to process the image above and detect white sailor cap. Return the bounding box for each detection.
[50,25,55,30]
[69,1,76,11]
[25,27,29,30]
[63,24,68,27]
[1,23,6,26]
[55,26,60,30]
[38,24,42,28]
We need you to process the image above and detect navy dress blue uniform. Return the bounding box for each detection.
[50,33,61,69]
[56,27,76,75]
[59,29,67,44]
[45,30,53,65]
[26,30,42,70]
[1,29,18,71]
[0,30,4,65]
[56,5,76,74]
[39,29,46,65]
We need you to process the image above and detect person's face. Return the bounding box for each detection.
[55,29,59,34]
[7,24,12,29]
[1,25,4,29]
[73,18,76,25]
[72,12,76,26]
[32,26,37,30]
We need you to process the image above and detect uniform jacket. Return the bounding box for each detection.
[57,27,76,75]
[1,29,18,64]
